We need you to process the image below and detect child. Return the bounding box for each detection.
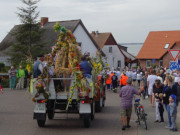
[0,76,4,94]
[169,94,177,131]
[158,93,164,123]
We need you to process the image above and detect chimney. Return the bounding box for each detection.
[92,31,96,36]
[41,17,48,27]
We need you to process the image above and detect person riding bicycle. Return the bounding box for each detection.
[119,78,144,130]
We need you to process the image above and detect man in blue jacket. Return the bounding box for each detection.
[33,55,44,78]
[79,55,92,78]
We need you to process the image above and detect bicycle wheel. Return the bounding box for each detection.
[142,112,147,130]
[137,110,141,125]
[134,104,137,113]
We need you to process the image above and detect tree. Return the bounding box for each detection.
[9,0,46,66]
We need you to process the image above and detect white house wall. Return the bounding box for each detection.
[102,45,125,70]
[0,56,11,66]
[73,24,98,57]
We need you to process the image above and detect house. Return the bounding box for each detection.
[0,17,104,66]
[136,31,180,68]
[91,31,125,70]
[117,45,137,68]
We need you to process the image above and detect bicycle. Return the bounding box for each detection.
[134,98,148,130]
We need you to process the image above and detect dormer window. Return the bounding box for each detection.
[164,43,169,49]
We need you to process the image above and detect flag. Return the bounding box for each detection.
[26,64,31,73]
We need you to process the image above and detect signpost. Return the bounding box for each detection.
[168,50,180,61]
[168,49,180,71]
[169,61,180,71]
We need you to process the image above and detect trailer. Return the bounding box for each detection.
[32,77,96,128]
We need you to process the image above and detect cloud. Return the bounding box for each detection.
[1,0,180,43]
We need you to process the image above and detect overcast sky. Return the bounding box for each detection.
[1,0,180,43]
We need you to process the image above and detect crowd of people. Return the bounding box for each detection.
[118,67,180,132]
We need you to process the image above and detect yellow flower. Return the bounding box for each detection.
[93,62,97,68]
[70,90,73,94]
[68,98,72,102]
[37,83,42,87]
[70,86,74,90]
[74,59,78,63]
[90,83,93,87]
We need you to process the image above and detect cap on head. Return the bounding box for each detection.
[170,94,176,103]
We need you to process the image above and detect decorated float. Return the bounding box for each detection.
[31,22,108,128]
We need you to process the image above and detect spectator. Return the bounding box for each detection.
[106,74,111,91]
[16,65,26,89]
[110,72,114,90]
[132,69,137,86]
[172,70,180,83]
[172,78,180,106]
[126,70,130,78]
[142,71,148,99]
[160,69,165,81]
[137,71,142,88]
[157,73,163,84]
[111,73,118,93]
[159,93,164,123]
[116,68,121,80]
[169,94,177,131]
[120,72,128,87]
[119,78,144,130]
[8,66,17,90]
[147,70,158,107]
[128,69,133,78]
[152,79,163,123]
[163,76,173,129]
[33,55,44,78]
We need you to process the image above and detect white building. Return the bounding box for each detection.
[91,32,125,70]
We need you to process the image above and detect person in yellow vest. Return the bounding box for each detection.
[120,72,128,88]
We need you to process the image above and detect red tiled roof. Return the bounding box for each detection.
[136,31,180,59]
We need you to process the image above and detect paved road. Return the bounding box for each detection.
[0,89,123,135]
[0,89,179,135]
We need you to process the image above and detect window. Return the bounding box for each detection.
[159,60,163,67]
[118,60,121,67]
[146,60,151,67]
[164,43,169,49]
[78,42,82,47]
[109,47,112,53]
